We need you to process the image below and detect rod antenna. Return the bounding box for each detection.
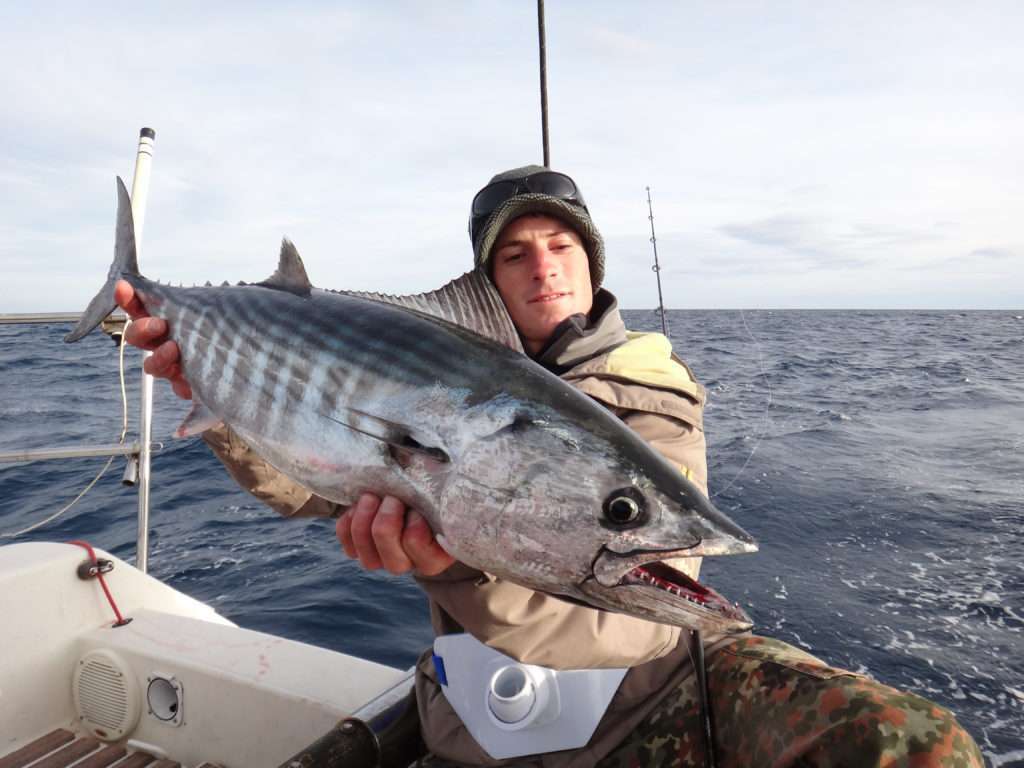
[537,0,550,166]
[646,187,669,336]
[131,127,156,573]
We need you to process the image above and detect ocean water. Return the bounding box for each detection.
[1,310,1022,765]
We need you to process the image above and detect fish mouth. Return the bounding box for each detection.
[588,547,752,630]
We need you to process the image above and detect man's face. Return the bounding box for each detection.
[491,214,594,354]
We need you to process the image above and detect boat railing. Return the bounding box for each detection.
[0,311,156,565]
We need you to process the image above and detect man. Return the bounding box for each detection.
[117,166,982,767]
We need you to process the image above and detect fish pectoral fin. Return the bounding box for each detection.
[175,400,224,438]
[256,239,313,297]
[321,406,451,464]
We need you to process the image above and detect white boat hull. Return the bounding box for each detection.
[0,542,408,768]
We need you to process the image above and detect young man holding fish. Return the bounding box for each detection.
[116,167,982,767]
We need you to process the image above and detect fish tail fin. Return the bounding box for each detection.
[65,177,141,342]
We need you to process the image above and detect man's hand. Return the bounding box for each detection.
[114,280,193,400]
[336,493,454,576]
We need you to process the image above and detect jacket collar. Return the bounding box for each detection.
[532,288,628,374]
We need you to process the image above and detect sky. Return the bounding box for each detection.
[2,2,1021,311]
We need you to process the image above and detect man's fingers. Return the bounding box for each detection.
[348,493,383,570]
[339,494,440,577]
[371,496,414,575]
[335,510,357,558]
[124,316,169,350]
[169,375,193,401]
[403,510,455,576]
[142,340,182,378]
[114,280,149,319]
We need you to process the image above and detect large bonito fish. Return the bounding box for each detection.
[67,178,758,633]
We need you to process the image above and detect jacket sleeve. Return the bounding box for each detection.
[202,425,343,518]
[414,400,705,670]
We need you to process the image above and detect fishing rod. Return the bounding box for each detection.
[645,187,669,336]
[537,0,550,166]
[646,189,718,768]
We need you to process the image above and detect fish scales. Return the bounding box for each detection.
[152,283,492,435]
[236,291,442,387]
[333,297,483,384]
[306,290,486,389]
[214,320,246,406]
[65,177,761,634]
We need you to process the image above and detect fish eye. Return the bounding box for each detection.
[603,488,646,527]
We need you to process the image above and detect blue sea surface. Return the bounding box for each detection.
[1,310,1022,765]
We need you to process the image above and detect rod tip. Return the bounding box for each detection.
[140,127,156,139]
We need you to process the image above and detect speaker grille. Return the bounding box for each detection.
[74,650,140,740]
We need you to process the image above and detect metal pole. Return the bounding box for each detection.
[537,0,550,167]
[0,444,142,463]
[646,187,669,336]
[130,127,156,573]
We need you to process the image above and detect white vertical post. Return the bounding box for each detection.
[130,127,156,573]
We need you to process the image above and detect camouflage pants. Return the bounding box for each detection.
[598,635,984,768]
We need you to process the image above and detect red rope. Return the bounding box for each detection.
[69,540,129,626]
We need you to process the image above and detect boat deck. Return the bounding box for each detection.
[0,729,221,768]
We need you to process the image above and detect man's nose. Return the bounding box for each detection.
[528,246,559,279]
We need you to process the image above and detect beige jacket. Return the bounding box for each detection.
[202,308,714,767]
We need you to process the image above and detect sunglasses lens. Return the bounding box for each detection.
[524,172,578,200]
[469,172,587,243]
[471,180,519,216]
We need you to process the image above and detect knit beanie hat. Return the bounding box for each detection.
[470,165,605,291]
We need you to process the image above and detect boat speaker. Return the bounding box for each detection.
[73,649,141,741]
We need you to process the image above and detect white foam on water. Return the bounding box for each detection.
[989,748,1024,767]
[773,577,788,601]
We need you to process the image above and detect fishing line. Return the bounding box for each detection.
[709,309,773,501]
[1,320,134,538]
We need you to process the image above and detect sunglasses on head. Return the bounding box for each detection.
[469,171,588,243]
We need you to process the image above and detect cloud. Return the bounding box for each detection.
[919,246,1021,274]
[717,215,866,271]
[968,247,1015,260]
[583,26,665,58]
[715,215,950,272]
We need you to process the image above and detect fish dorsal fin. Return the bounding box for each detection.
[337,270,524,353]
[258,239,313,297]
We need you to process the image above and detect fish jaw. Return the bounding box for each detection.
[579,548,753,633]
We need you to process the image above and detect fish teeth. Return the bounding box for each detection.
[627,566,719,609]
